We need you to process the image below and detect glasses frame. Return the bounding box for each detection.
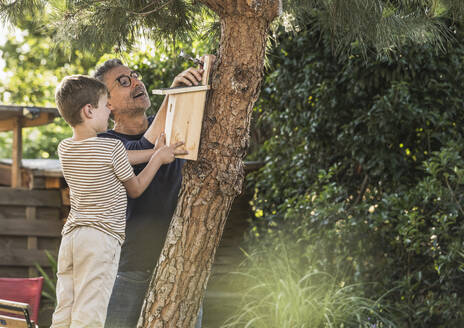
[112,71,142,89]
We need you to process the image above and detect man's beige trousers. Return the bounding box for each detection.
[51,226,121,328]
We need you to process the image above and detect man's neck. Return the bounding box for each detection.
[113,114,149,135]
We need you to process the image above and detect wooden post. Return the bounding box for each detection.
[11,117,22,188]
[201,55,213,86]
[26,206,38,277]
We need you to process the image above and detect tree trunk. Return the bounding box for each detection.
[139,1,281,327]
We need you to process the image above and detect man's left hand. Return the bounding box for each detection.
[171,67,203,88]
[170,55,216,88]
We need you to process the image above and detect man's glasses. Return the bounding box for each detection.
[114,71,142,88]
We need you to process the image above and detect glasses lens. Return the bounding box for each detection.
[118,76,131,87]
[131,71,142,80]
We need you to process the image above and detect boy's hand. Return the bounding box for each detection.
[154,133,166,151]
[152,141,188,164]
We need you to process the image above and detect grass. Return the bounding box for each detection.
[221,237,397,328]
[35,250,57,306]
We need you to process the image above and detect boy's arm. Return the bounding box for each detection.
[123,155,163,198]
[127,149,155,165]
[100,132,154,151]
[123,141,187,198]
[126,132,166,164]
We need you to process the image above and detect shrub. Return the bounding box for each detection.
[248,22,464,326]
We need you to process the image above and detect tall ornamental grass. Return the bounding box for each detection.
[222,238,397,328]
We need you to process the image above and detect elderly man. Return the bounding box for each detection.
[95,58,204,328]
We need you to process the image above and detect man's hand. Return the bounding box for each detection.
[171,67,203,88]
[170,54,216,88]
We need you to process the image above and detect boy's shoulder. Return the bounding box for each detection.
[58,137,123,153]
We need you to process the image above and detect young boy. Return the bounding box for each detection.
[51,75,186,328]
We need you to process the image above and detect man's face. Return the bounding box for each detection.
[103,65,150,117]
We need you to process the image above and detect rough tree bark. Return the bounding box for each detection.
[139,1,281,327]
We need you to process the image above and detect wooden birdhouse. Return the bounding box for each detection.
[152,55,213,161]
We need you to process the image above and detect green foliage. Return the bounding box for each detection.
[3,1,464,60]
[281,0,457,58]
[0,19,97,106]
[249,22,464,326]
[223,236,397,328]
[0,18,213,159]
[0,13,98,159]
[35,250,57,306]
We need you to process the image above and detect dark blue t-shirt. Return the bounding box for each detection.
[98,116,184,271]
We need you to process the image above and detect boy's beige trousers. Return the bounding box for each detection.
[51,226,121,328]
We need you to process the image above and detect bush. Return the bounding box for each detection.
[248,22,464,326]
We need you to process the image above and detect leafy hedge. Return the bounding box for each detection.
[248,24,464,327]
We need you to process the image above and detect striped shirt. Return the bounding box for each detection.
[58,137,135,244]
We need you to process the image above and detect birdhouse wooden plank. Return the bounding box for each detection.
[152,55,213,161]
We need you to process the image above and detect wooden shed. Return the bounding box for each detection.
[0,105,59,188]
[0,106,65,280]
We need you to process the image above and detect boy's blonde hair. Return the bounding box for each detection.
[55,75,108,126]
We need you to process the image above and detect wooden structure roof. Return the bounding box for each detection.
[0,105,60,188]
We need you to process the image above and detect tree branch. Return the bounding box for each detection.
[198,0,281,20]
[353,173,369,207]
[127,0,175,17]
[445,175,464,216]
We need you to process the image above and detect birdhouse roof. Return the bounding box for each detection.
[152,85,210,95]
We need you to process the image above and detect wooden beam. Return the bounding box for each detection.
[11,117,22,188]
[152,85,210,95]
[0,219,63,237]
[22,112,55,129]
[0,249,58,267]
[0,299,30,313]
[0,117,16,132]
[0,106,58,132]
[0,187,61,207]
[201,55,213,86]
[26,207,38,277]
[0,112,56,132]
[0,314,31,328]
[45,177,61,189]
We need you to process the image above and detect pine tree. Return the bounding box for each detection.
[1,1,463,327]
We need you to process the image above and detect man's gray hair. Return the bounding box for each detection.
[93,59,124,82]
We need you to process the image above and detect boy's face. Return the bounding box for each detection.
[104,65,150,117]
[92,93,111,133]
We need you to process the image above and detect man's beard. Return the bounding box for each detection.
[121,105,148,118]
[124,107,148,117]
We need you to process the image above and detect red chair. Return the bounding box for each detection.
[0,277,43,325]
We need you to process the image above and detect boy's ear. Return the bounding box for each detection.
[81,104,93,119]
